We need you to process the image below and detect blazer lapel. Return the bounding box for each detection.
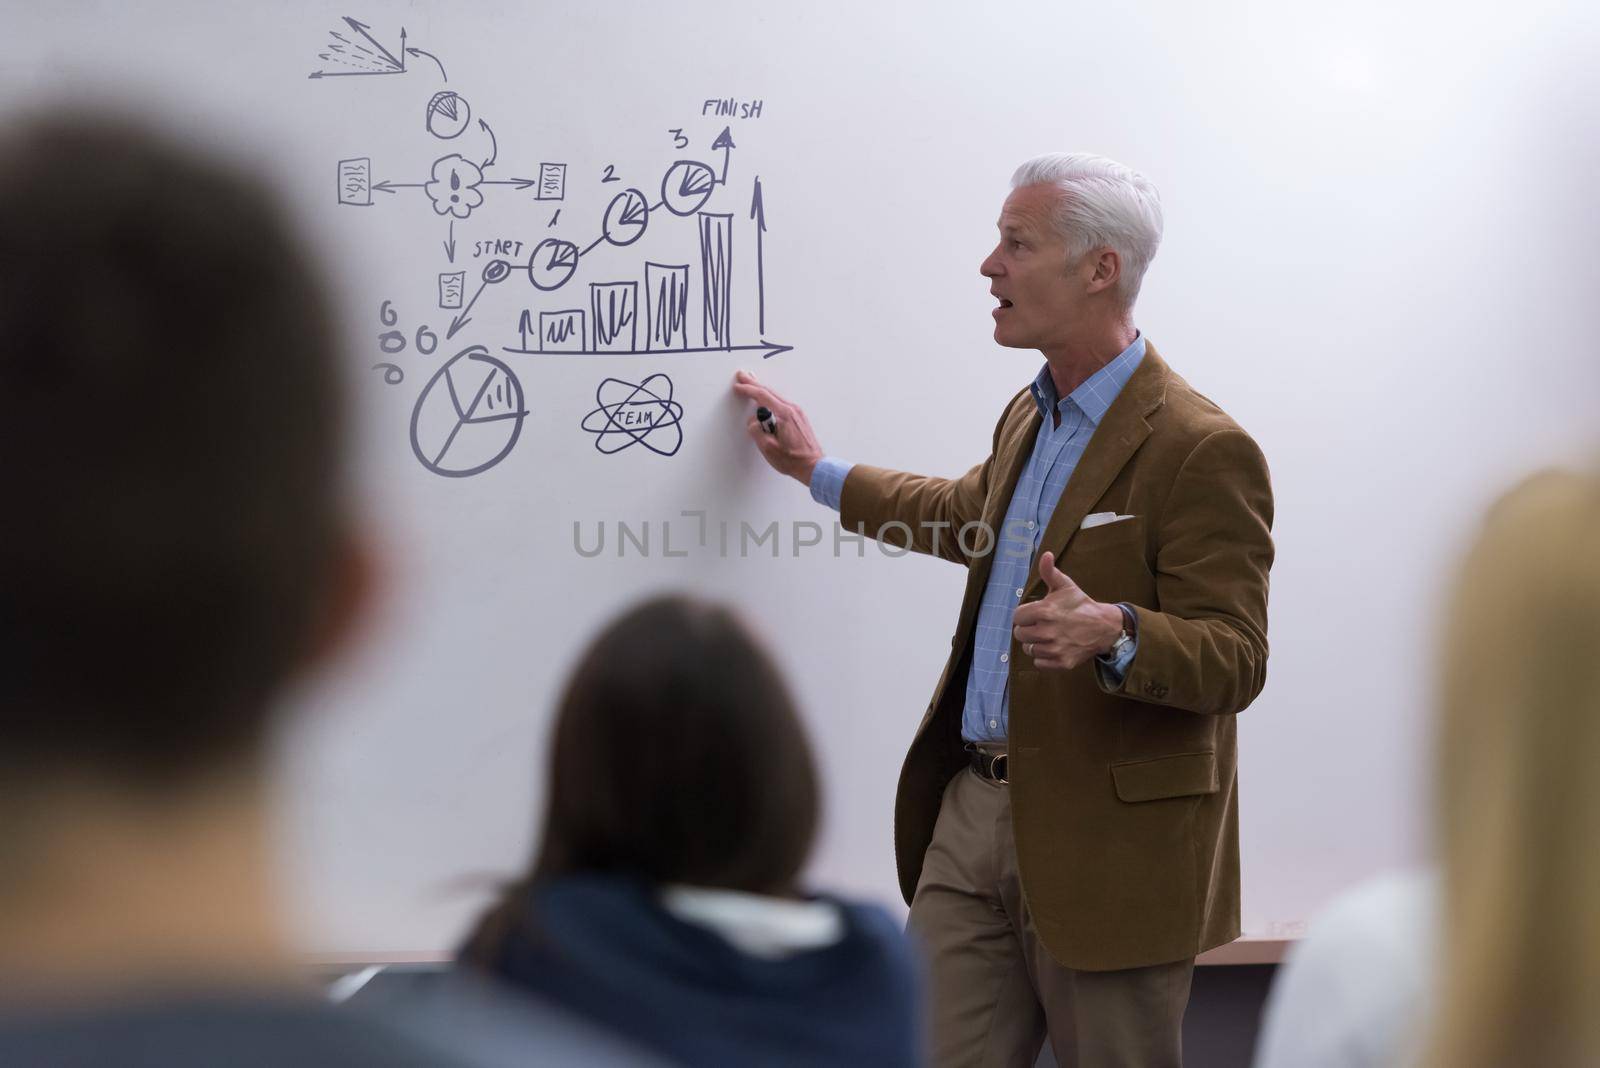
[984,401,1042,536]
[952,395,1040,639]
[1025,345,1170,597]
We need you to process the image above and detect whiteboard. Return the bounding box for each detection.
[9,0,1598,957]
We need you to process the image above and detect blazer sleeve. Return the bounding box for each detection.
[834,392,1024,566]
[1103,427,1275,715]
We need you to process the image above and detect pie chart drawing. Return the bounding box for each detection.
[425,91,471,140]
[527,238,580,291]
[602,187,650,246]
[660,160,716,216]
[409,345,527,478]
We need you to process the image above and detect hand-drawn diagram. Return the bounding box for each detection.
[310,15,788,476]
[425,155,485,219]
[438,271,465,309]
[580,375,684,457]
[410,345,528,478]
[338,111,551,240]
[425,91,470,139]
[338,157,373,205]
[309,17,408,79]
[537,163,566,201]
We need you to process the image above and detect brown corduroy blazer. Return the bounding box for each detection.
[838,343,1274,971]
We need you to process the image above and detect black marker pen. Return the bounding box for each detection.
[756,406,777,435]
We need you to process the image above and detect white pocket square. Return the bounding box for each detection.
[1081,511,1137,529]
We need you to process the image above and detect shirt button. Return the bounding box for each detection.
[1015,587,1024,598]
[989,719,998,730]
[1000,653,1009,663]
[1026,521,1035,530]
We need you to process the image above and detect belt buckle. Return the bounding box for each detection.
[988,752,1009,784]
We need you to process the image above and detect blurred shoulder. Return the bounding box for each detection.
[1252,869,1438,1068]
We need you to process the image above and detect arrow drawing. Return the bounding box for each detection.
[309,68,405,79]
[711,126,736,185]
[447,278,491,339]
[443,218,456,263]
[309,18,408,78]
[479,119,497,169]
[345,17,404,71]
[751,175,767,335]
[371,174,536,198]
[405,46,446,81]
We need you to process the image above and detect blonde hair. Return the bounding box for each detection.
[1423,469,1600,1068]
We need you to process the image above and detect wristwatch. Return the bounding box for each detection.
[1102,603,1137,660]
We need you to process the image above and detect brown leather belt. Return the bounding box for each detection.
[968,745,1009,784]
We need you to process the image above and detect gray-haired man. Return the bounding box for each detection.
[737,153,1274,1066]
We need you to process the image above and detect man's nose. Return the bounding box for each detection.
[980,249,1001,277]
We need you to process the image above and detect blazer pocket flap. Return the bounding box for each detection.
[1111,751,1219,802]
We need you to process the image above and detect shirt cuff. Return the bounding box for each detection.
[809,457,854,511]
[1094,603,1139,684]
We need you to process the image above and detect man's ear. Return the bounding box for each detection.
[302,526,383,678]
[1085,247,1122,295]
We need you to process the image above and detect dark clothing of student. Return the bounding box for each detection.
[479,874,923,1068]
[0,995,469,1067]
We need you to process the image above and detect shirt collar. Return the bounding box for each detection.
[1029,333,1146,424]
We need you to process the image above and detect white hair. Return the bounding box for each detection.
[1010,152,1164,305]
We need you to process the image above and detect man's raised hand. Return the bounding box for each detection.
[732,370,825,485]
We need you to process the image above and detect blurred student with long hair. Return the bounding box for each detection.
[459,595,923,1067]
[1254,470,1600,1067]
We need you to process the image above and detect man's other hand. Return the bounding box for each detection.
[1012,551,1124,670]
[733,370,825,486]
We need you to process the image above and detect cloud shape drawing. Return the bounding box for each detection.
[425,154,485,219]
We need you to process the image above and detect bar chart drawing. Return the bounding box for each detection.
[525,309,584,352]
[590,282,639,353]
[698,213,733,350]
[646,263,690,351]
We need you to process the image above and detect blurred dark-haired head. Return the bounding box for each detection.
[462,595,821,961]
[538,594,819,889]
[0,112,351,793]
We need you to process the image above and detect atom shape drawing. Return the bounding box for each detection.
[580,374,684,457]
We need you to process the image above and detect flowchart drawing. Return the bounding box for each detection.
[310,15,790,475]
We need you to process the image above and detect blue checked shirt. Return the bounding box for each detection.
[811,335,1145,743]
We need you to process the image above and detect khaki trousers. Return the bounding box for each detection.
[907,767,1195,1068]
